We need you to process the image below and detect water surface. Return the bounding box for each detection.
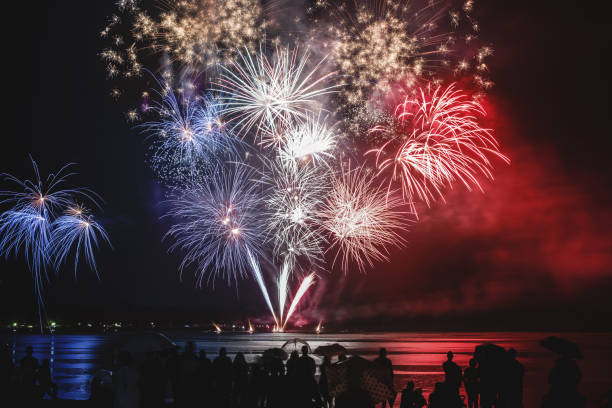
[3,331,611,407]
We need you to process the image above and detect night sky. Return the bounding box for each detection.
[1,0,611,330]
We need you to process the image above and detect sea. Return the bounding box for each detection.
[1,331,611,407]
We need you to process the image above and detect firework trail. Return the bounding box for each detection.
[318,163,410,273]
[247,248,279,327]
[164,164,267,286]
[282,272,316,330]
[214,46,338,142]
[0,158,110,330]
[368,83,509,215]
[277,257,290,324]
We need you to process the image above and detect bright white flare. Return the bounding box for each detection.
[215,46,338,142]
[278,114,337,170]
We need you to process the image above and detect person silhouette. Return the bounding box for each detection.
[233,352,249,408]
[0,343,13,399]
[413,387,427,408]
[212,347,233,408]
[37,358,57,399]
[542,355,585,408]
[505,348,524,407]
[195,350,212,398]
[20,345,38,399]
[178,341,198,406]
[113,351,141,408]
[463,358,479,408]
[296,345,317,408]
[400,381,415,408]
[374,347,395,408]
[141,351,165,408]
[286,350,300,378]
[443,351,462,393]
[319,355,332,408]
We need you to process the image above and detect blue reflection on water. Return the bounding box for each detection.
[2,334,106,400]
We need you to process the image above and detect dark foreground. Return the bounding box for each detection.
[1,331,611,407]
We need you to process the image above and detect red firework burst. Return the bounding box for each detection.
[368,83,509,215]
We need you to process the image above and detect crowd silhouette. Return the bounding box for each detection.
[0,339,595,407]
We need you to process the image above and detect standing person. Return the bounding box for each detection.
[400,381,415,408]
[319,356,332,408]
[178,342,198,407]
[165,347,180,406]
[212,347,233,408]
[113,351,141,408]
[374,348,395,408]
[140,352,165,408]
[233,352,249,408]
[443,351,462,394]
[1,344,14,399]
[463,358,480,408]
[296,345,317,408]
[20,345,38,400]
[38,359,58,399]
[506,348,524,407]
[286,350,300,378]
[195,350,212,399]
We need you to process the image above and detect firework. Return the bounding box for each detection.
[278,113,338,171]
[100,0,265,78]
[164,164,266,286]
[212,321,222,333]
[0,158,110,329]
[247,248,279,327]
[49,210,112,278]
[277,258,290,324]
[260,157,329,266]
[282,272,316,330]
[318,164,409,273]
[141,84,235,184]
[215,46,338,141]
[368,83,509,214]
[319,0,451,107]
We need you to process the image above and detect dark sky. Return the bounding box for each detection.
[1,0,611,329]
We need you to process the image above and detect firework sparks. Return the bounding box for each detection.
[260,157,329,266]
[215,46,338,141]
[49,211,112,279]
[319,164,410,273]
[100,0,265,76]
[278,113,338,170]
[164,164,267,285]
[320,0,451,107]
[0,158,110,330]
[368,83,509,214]
[141,84,235,184]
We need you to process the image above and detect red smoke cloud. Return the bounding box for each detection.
[294,98,612,325]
